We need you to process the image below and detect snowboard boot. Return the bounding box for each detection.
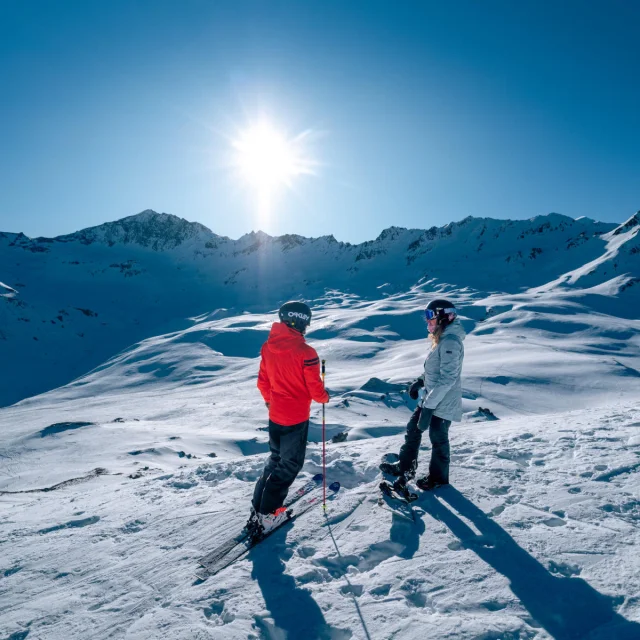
[389,473,418,502]
[379,461,402,476]
[416,475,449,491]
[380,459,417,479]
[394,473,414,492]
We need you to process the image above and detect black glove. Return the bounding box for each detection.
[408,378,424,400]
[417,407,434,432]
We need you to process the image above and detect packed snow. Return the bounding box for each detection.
[1,210,639,639]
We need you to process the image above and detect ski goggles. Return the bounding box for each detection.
[424,307,456,320]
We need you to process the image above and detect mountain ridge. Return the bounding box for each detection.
[1,208,638,408]
[1,208,621,248]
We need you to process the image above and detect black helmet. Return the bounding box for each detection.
[279,301,312,333]
[425,299,456,321]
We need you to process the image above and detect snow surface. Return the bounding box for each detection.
[1,210,640,639]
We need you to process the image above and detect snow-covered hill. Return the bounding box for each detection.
[1,205,640,637]
[2,209,639,407]
[1,282,640,638]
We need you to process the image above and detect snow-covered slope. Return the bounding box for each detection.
[2,209,638,407]
[2,209,640,637]
[1,282,639,638]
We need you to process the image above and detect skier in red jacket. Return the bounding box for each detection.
[248,301,329,538]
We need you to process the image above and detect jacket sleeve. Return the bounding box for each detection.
[257,345,272,402]
[422,337,463,410]
[302,348,329,403]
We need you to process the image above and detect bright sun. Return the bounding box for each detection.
[231,121,314,220]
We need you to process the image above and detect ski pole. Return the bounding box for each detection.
[322,359,326,509]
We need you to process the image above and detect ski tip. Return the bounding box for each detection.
[312,473,324,483]
[329,481,340,492]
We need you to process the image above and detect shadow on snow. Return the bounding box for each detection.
[250,533,349,640]
[420,487,640,639]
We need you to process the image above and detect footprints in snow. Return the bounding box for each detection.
[369,583,391,598]
[599,500,640,522]
[541,516,567,527]
[120,519,145,534]
[203,598,236,625]
[594,462,640,482]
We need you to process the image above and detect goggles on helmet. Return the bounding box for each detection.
[425,307,456,320]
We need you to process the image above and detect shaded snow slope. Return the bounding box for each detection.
[3,209,637,406]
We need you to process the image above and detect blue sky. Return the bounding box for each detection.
[0,0,638,243]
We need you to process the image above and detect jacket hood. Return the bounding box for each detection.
[443,318,466,342]
[267,321,305,353]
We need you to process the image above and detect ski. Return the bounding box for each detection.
[196,473,323,570]
[194,480,340,581]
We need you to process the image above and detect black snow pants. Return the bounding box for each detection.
[252,419,309,515]
[398,407,451,483]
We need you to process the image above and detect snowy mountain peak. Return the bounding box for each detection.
[528,212,575,225]
[55,210,218,250]
[612,210,640,236]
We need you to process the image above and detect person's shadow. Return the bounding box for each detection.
[420,487,640,639]
[387,502,425,560]
[250,531,348,640]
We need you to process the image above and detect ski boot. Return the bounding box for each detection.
[250,506,292,541]
[245,507,261,537]
[416,475,449,491]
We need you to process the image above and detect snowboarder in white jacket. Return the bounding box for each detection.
[381,299,466,491]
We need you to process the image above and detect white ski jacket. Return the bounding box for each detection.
[419,318,466,422]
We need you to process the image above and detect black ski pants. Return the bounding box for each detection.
[399,407,451,483]
[252,419,309,515]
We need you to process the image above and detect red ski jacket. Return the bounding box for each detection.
[257,322,329,426]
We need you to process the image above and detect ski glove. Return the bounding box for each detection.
[417,407,434,432]
[408,378,424,400]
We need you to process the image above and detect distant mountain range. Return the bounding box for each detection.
[1,209,638,407]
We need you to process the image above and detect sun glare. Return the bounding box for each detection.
[234,123,294,188]
[231,121,315,223]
